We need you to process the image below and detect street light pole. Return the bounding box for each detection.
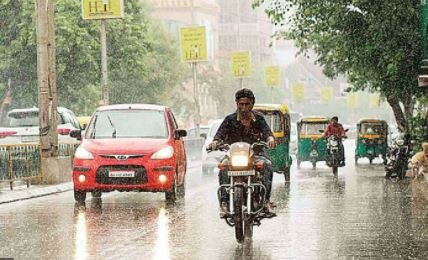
[100,20,109,105]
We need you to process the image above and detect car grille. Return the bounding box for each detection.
[96,165,148,185]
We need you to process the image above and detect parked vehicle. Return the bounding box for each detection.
[186,125,210,139]
[296,116,330,169]
[201,119,223,175]
[385,134,413,180]
[77,116,91,130]
[209,141,276,243]
[355,119,388,164]
[70,104,187,204]
[253,103,293,181]
[0,107,81,144]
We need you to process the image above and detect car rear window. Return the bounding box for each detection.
[5,111,63,127]
[86,109,169,139]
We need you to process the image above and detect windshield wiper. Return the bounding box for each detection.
[90,115,98,139]
[107,115,117,138]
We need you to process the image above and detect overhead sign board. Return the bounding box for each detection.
[82,0,124,20]
[292,82,305,102]
[180,26,207,62]
[231,51,251,78]
[320,87,333,104]
[264,66,280,87]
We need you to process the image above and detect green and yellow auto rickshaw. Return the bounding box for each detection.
[297,116,330,169]
[355,119,388,164]
[253,104,293,181]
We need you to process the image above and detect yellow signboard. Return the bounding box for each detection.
[231,51,251,78]
[292,82,305,102]
[321,87,333,104]
[369,93,380,108]
[82,0,124,20]
[180,26,207,62]
[264,66,281,87]
[347,93,358,108]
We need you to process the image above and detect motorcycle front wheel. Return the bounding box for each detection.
[234,186,245,243]
[332,166,338,177]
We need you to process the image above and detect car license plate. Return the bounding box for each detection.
[228,170,255,177]
[21,136,38,143]
[108,170,135,178]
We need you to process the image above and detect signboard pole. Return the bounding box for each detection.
[192,62,201,137]
[101,20,109,105]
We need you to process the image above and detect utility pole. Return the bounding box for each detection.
[100,20,109,105]
[191,0,200,137]
[36,0,58,158]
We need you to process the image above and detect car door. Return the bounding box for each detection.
[167,110,186,183]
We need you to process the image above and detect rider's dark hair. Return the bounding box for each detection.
[331,116,338,121]
[235,88,255,103]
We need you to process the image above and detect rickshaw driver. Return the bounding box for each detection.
[208,88,276,215]
[323,116,346,166]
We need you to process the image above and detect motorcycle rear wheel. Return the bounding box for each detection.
[234,187,245,243]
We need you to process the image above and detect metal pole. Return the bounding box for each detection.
[100,20,109,105]
[193,62,201,137]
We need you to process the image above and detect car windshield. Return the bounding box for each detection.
[361,123,384,134]
[300,123,327,135]
[262,112,282,132]
[85,109,168,139]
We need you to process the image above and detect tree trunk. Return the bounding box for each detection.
[386,94,407,132]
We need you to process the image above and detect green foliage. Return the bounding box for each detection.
[253,0,425,133]
[0,0,187,116]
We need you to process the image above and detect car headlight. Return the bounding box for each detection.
[74,146,94,160]
[151,146,173,159]
[231,155,249,167]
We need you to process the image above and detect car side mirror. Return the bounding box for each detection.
[319,130,324,133]
[345,129,349,132]
[200,133,207,139]
[174,129,187,140]
[70,129,82,141]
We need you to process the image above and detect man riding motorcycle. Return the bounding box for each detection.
[323,116,346,166]
[208,88,276,215]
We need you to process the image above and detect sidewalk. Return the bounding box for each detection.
[0,181,73,204]
[0,160,202,205]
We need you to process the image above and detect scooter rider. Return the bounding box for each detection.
[207,88,276,215]
[323,116,346,166]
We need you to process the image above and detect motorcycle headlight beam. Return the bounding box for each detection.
[231,155,249,167]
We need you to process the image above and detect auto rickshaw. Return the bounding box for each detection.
[297,116,330,169]
[355,119,388,164]
[253,104,293,181]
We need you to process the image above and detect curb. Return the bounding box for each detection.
[0,182,73,204]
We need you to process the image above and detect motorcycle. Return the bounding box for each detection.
[207,141,276,243]
[320,130,348,177]
[385,136,413,180]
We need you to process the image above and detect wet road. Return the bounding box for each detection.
[0,140,427,259]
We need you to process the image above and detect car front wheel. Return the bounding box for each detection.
[74,190,86,203]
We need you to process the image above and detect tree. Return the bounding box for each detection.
[0,0,188,116]
[253,0,425,135]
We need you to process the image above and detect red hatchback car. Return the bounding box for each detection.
[71,104,187,203]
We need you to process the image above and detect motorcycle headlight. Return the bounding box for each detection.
[329,140,338,146]
[396,140,404,146]
[231,155,249,167]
